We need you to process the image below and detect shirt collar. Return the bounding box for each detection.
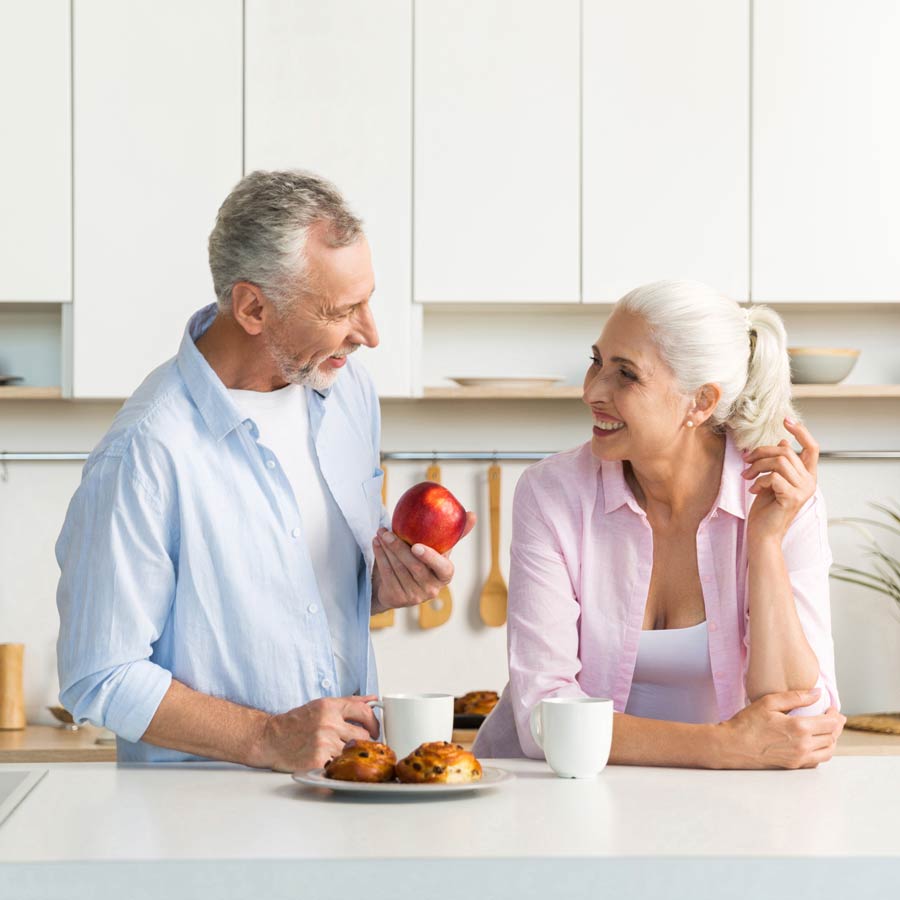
[715,431,748,520]
[176,304,247,442]
[600,430,747,520]
[601,459,643,516]
[176,304,337,442]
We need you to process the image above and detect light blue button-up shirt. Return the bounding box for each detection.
[56,304,387,763]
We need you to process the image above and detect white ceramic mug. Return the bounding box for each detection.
[530,697,614,778]
[368,693,454,759]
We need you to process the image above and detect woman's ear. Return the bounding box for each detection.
[693,383,722,424]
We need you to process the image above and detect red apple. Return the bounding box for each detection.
[391,481,467,554]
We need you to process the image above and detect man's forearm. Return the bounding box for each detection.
[610,713,722,768]
[745,536,820,701]
[140,679,271,768]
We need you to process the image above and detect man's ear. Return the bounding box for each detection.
[230,282,269,336]
[694,383,722,423]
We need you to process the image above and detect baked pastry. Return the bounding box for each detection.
[454,690,499,717]
[323,740,397,783]
[395,741,483,784]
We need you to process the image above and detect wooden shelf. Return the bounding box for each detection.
[422,384,900,400]
[423,385,583,399]
[0,385,63,400]
[791,384,900,398]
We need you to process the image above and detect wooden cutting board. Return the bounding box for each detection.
[845,713,900,735]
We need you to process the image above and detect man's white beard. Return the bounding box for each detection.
[265,332,356,392]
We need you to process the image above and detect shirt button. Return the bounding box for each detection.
[321,678,332,690]
[291,527,301,538]
[244,421,253,431]
[307,603,318,614]
[708,621,718,632]
[714,671,724,679]
[266,459,276,470]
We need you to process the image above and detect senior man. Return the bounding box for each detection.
[56,170,474,771]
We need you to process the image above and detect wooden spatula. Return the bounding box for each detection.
[479,463,507,626]
[370,460,395,630]
[418,463,453,629]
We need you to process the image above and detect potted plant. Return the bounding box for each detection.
[830,502,900,607]
[829,501,900,734]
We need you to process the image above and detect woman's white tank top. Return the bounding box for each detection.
[624,621,721,724]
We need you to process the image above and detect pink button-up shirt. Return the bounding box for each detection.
[473,434,839,760]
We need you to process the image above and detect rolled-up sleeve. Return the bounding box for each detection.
[56,449,175,742]
[744,488,839,717]
[508,473,586,758]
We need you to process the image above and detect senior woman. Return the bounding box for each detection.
[474,280,845,769]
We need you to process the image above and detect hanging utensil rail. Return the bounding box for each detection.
[1,450,900,463]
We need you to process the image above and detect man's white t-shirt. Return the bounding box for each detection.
[228,383,362,696]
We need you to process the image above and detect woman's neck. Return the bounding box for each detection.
[625,429,727,527]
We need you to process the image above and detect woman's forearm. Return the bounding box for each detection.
[610,713,721,768]
[745,535,820,701]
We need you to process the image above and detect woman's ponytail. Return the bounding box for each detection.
[726,304,797,450]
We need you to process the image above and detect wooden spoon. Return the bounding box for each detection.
[370,459,395,630]
[479,463,508,626]
[418,463,453,629]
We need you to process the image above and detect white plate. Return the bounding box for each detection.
[449,376,565,389]
[292,765,514,796]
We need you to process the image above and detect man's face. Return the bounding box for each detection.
[264,230,379,391]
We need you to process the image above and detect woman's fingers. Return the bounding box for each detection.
[784,418,820,477]
[742,453,804,486]
[799,747,837,769]
[748,471,791,496]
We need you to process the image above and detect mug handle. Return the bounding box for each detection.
[529,704,544,749]
[367,699,385,742]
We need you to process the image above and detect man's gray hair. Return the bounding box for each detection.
[208,169,363,314]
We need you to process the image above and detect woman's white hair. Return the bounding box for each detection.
[616,280,796,450]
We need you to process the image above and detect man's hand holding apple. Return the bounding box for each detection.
[371,482,476,614]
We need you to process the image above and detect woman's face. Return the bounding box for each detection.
[582,310,691,462]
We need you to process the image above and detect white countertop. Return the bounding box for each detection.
[1,757,898,899]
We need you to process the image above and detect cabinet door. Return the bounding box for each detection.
[0,0,70,302]
[582,0,749,303]
[72,0,242,398]
[245,0,416,398]
[414,0,580,303]
[753,0,900,301]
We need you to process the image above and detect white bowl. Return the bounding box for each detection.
[788,348,860,384]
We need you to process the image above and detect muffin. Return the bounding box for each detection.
[454,690,499,717]
[323,740,397,783]
[395,741,483,784]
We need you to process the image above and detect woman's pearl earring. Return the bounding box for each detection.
[685,419,695,428]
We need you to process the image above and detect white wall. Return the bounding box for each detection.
[1,376,899,724]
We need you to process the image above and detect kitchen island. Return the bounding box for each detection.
[1,756,898,899]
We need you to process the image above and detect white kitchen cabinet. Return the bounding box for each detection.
[72,0,242,398]
[582,0,749,303]
[0,0,70,302]
[753,0,900,302]
[414,0,580,303]
[245,0,417,398]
